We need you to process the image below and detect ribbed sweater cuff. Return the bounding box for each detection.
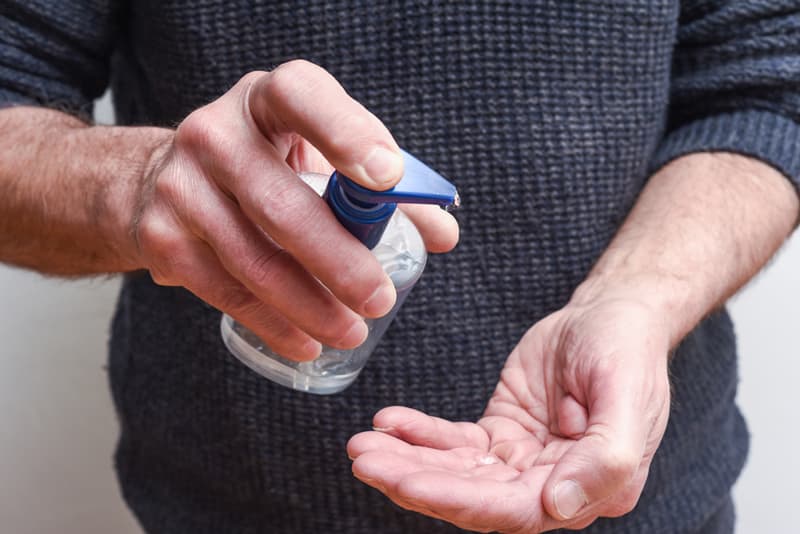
[651,110,800,191]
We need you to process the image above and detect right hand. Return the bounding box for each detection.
[127,60,459,361]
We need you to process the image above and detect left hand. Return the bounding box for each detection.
[347,291,672,533]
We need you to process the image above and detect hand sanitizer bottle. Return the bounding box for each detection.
[220,150,459,394]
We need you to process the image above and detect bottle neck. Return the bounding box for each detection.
[323,171,397,249]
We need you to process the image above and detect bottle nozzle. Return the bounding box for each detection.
[336,150,459,209]
[324,150,458,248]
[449,192,461,211]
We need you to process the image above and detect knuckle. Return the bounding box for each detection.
[317,315,356,344]
[175,108,210,148]
[620,491,641,514]
[332,259,384,303]
[599,445,640,487]
[263,60,327,104]
[604,495,640,518]
[175,108,230,159]
[147,249,187,286]
[148,268,173,287]
[262,63,301,103]
[263,320,300,349]
[151,166,188,205]
[236,70,267,89]
[615,498,639,517]
[276,58,315,76]
[218,285,259,316]
[150,251,189,286]
[248,309,306,354]
[136,217,190,285]
[287,308,341,343]
[263,177,306,211]
[261,179,320,231]
[241,248,288,290]
[137,216,179,258]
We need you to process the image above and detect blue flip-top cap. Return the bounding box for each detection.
[324,150,459,249]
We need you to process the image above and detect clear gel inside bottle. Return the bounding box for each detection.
[220,152,457,395]
[220,174,427,394]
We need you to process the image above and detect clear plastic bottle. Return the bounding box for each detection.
[220,151,458,394]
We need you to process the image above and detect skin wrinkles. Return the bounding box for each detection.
[349,153,797,532]
[1,56,797,532]
[0,62,458,362]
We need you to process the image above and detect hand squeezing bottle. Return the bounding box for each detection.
[220,150,459,394]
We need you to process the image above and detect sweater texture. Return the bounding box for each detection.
[2,1,800,532]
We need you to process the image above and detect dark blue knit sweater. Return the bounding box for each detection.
[2,1,800,533]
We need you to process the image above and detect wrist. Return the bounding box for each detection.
[570,270,699,348]
[101,126,174,271]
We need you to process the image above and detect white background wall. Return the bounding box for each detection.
[0,95,797,533]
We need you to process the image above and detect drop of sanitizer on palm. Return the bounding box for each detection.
[221,150,459,394]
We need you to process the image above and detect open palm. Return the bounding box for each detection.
[348,299,671,533]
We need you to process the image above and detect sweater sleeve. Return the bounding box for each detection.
[651,0,800,188]
[0,0,119,120]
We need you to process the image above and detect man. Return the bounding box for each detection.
[1,1,798,532]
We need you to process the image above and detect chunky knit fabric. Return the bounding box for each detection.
[2,1,800,533]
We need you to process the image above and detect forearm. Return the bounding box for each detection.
[573,152,799,347]
[0,106,171,275]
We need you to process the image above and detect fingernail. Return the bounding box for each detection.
[337,320,369,348]
[371,426,394,432]
[363,279,396,317]
[553,480,588,519]
[362,146,403,187]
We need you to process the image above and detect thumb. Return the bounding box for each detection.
[542,391,647,522]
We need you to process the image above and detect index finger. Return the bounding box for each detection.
[248,60,404,190]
